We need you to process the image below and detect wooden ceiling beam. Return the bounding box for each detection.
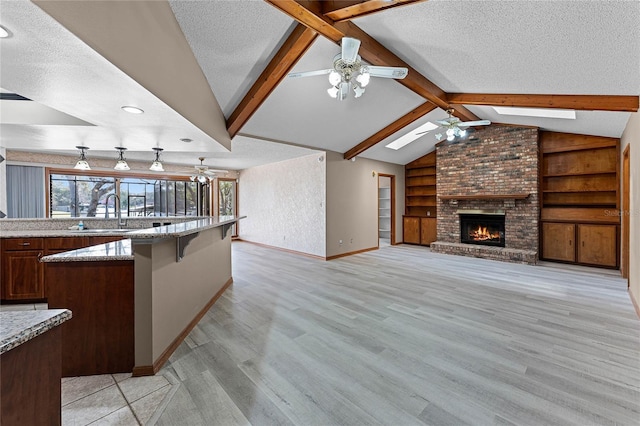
[344,101,437,160]
[447,93,639,112]
[264,1,343,42]
[226,24,318,138]
[322,0,429,23]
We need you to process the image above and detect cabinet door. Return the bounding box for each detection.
[403,217,420,244]
[542,222,575,262]
[577,224,617,267]
[420,218,437,246]
[1,250,44,300]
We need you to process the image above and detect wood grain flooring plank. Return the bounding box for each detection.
[155,242,640,425]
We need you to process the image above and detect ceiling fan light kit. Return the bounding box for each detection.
[419,109,491,142]
[289,37,408,101]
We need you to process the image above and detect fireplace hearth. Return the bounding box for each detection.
[459,213,505,247]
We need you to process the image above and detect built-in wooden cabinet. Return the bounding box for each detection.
[541,223,575,262]
[420,218,437,246]
[1,238,45,301]
[540,132,620,268]
[404,151,437,246]
[403,216,420,244]
[577,224,617,267]
[1,235,125,302]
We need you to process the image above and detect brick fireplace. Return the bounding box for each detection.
[430,126,539,264]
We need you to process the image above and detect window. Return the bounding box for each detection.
[48,171,203,218]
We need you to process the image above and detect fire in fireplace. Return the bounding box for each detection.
[459,213,505,247]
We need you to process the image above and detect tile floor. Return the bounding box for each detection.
[1,303,179,425]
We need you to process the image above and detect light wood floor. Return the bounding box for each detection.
[157,242,640,426]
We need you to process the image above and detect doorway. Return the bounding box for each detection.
[378,174,395,246]
[622,145,630,281]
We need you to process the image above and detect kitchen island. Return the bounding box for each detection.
[40,216,243,376]
[0,309,71,425]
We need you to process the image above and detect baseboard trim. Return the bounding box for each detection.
[234,239,325,260]
[326,246,378,260]
[629,286,640,319]
[132,277,234,377]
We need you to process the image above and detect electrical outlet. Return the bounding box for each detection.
[350,238,353,244]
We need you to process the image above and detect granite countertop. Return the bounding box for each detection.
[41,239,134,263]
[39,216,245,263]
[1,216,244,239]
[123,215,243,239]
[0,309,72,354]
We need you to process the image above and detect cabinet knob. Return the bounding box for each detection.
[21,242,30,246]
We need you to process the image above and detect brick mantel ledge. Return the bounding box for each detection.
[439,193,530,200]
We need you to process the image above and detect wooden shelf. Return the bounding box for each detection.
[405,151,437,242]
[539,131,620,268]
[439,193,529,201]
[543,171,616,178]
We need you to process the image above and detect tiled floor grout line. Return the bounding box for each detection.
[112,375,143,426]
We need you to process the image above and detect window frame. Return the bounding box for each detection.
[45,167,203,218]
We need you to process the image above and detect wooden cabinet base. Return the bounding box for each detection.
[0,327,62,426]
[45,261,135,377]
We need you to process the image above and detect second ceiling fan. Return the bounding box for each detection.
[288,37,408,100]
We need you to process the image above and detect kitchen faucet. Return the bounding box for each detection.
[105,193,127,228]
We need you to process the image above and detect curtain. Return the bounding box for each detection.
[7,165,45,218]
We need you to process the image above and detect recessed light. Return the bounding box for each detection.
[0,26,11,39]
[121,105,144,114]
[180,138,192,143]
[386,121,439,150]
[492,106,576,120]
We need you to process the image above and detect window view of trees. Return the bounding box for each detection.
[218,180,235,216]
[50,173,201,218]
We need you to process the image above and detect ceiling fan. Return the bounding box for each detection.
[420,109,491,141]
[190,157,228,183]
[288,37,408,101]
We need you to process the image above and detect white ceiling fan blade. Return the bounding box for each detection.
[204,169,229,175]
[458,120,491,128]
[436,117,460,126]
[341,37,360,63]
[367,66,408,79]
[288,69,333,79]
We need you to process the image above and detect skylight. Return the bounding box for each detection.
[493,106,576,119]
[386,121,439,150]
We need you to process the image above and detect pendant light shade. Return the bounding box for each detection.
[74,146,91,170]
[114,147,130,171]
[150,147,164,171]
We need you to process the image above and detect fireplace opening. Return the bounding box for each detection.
[460,213,505,247]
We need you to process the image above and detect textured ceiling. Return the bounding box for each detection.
[1,0,639,170]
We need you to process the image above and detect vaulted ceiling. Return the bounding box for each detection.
[0,0,638,170]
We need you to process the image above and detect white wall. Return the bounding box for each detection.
[238,153,326,257]
[621,111,640,314]
[326,151,405,258]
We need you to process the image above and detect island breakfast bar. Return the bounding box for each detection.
[41,216,243,376]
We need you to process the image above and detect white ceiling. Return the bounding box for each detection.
[1,0,638,170]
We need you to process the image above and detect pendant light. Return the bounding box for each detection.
[150,147,164,171]
[114,147,130,171]
[74,146,91,170]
